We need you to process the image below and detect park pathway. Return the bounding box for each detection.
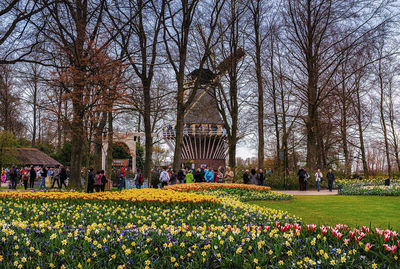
[272,189,338,195]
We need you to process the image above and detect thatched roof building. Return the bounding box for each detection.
[16,148,60,167]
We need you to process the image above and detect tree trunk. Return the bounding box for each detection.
[228,63,239,169]
[388,85,400,172]
[172,62,186,170]
[143,83,153,180]
[280,80,289,174]
[389,114,400,172]
[355,80,368,177]
[69,100,84,189]
[56,88,62,153]
[270,35,280,169]
[252,0,264,170]
[106,111,113,188]
[32,74,38,146]
[93,112,107,172]
[378,58,391,178]
[256,44,264,170]
[63,99,68,145]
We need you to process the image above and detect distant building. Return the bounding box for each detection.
[16,148,61,167]
[164,69,227,169]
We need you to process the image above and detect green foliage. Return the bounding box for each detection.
[109,142,144,171]
[0,130,18,168]
[111,142,131,159]
[50,142,72,166]
[136,142,144,171]
[34,142,54,155]
[17,137,31,147]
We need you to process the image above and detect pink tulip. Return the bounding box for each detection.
[336,232,343,240]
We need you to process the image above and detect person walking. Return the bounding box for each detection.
[248,169,259,185]
[243,169,249,184]
[177,168,185,184]
[151,168,160,188]
[94,171,102,192]
[224,167,234,184]
[22,167,29,190]
[216,168,223,183]
[258,169,265,186]
[159,167,170,188]
[134,169,143,189]
[200,166,206,181]
[267,168,272,177]
[315,169,323,192]
[87,168,95,193]
[51,167,60,189]
[169,170,177,185]
[297,167,307,191]
[194,168,203,183]
[204,168,214,183]
[100,170,108,191]
[118,166,126,191]
[9,166,17,190]
[9,166,18,190]
[29,166,36,189]
[326,169,335,192]
[186,170,194,183]
[59,166,68,189]
[39,166,48,190]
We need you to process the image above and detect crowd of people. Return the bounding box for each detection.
[141,166,274,188]
[1,165,70,190]
[3,164,337,192]
[297,167,335,192]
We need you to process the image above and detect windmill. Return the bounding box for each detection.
[163,48,245,169]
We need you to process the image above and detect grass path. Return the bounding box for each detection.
[248,195,400,230]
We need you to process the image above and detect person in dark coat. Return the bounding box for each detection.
[9,166,17,190]
[258,169,265,186]
[200,167,205,181]
[248,169,259,185]
[87,168,95,193]
[59,165,68,189]
[151,168,160,188]
[243,169,249,184]
[29,166,36,189]
[100,170,107,191]
[39,166,48,190]
[177,169,185,184]
[326,169,335,192]
[194,168,203,183]
[297,168,307,191]
[169,170,177,185]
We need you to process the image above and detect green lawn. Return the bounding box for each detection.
[248,195,400,231]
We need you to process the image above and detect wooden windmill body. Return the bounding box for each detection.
[163,48,245,169]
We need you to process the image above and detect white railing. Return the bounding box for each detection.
[163,128,227,137]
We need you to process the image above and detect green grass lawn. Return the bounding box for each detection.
[248,195,400,231]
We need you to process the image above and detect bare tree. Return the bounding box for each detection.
[283,0,389,170]
[0,65,24,133]
[106,0,166,180]
[40,0,111,188]
[248,0,271,170]
[376,43,392,178]
[0,0,49,64]
[163,0,226,171]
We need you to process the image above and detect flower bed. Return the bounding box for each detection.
[0,188,222,205]
[165,183,293,201]
[165,183,272,192]
[0,189,398,268]
[337,179,400,196]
